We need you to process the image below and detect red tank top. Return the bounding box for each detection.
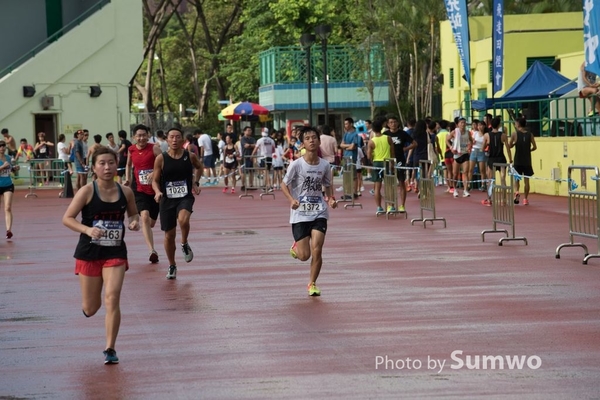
[128,144,156,195]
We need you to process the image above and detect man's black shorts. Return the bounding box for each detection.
[513,165,534,177]
[292,218,327,242]
[259,157,273,170]
[135,191,159,221]
[396,168,406,183]
[487,157,507,172]
[117,163,127,177]
[159,197,194,232]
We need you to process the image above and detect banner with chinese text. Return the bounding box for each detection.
[493,0,504,94]
[444,0,471,86]
[583,0,600,77]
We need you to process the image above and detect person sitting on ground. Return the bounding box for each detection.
[578,62,600,116]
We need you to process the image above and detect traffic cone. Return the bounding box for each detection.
[60,171,74,198]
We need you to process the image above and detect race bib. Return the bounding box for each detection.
[90,220,123,247]
[40,147,47,154]
[0,166,10,177]
[298,196,324,214]
[166,180,188,198]
[225,155,235,163]
[138,169,152,185]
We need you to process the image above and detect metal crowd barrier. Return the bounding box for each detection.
[337,157,362,209]
[239,155,275,200]
[25,158,68,198]
[376,158,405,219]
[257,156,275,200]
[481,163,528,246]
[411,160,446,228]
[555,166,600,265]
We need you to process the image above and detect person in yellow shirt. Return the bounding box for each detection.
[367,118,395,214]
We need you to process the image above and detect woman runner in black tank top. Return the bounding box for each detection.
[63,147,140,364]
[73,181,129,260]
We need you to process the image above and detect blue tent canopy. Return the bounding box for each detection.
[471,61,577,111]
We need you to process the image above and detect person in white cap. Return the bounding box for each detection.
[253,127,276,192]
[197,130,217,185]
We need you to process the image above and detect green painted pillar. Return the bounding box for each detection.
[45,0,63,39]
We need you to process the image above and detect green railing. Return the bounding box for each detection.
[259,44,385,86]
[468,96,600,137]
[0,0,111,80]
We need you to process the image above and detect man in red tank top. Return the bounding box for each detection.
[124,124,162,263]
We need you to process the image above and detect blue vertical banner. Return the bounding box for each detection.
[583,0,600,77]
[444,0,471,87]
[492,0,504,94]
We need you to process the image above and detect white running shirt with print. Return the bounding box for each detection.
[283,157,332,224]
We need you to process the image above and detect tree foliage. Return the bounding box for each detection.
[132,0,582,130]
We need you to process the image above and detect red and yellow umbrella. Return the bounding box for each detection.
[220,101,269,120]
[218,112,271,122]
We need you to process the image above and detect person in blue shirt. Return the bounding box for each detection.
[0,140,19,239]
[340,117,363,198]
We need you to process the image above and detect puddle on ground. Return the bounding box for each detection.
[215,230,257,236]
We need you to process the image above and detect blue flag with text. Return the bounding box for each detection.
[493,0,504,94]
[583,0,600,77]
[444,0,471,86]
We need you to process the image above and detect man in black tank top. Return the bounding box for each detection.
[152,128,204,279]
[509,117,537,205]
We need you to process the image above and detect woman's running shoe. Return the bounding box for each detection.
[103,348,119,364]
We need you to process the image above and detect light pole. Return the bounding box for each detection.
[315,24,331,126]
[300,33,316,126]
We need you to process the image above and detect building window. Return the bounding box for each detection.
[464,90,471,119]
[450,68,455,89]
[489,61,493,83]
[526,56,555,69]
[478,88,487,119]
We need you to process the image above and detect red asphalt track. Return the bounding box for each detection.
[1,181,600,399]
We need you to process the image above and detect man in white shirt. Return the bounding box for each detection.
[155,130,169,153]
[253,128,276,191]
[198,131,216,185]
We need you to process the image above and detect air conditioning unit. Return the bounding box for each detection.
[41,96,54,109]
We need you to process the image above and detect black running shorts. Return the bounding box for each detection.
[292,218,328,242]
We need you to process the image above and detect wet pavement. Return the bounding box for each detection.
[1,182,600,399]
